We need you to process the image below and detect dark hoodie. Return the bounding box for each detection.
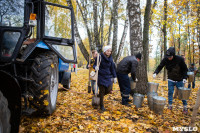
[154,47,188,81]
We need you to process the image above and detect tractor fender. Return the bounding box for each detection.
[0,70,21,133]
[61,71,71,85]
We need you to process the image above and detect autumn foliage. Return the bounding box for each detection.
[19,69,200,132]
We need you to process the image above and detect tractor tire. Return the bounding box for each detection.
[29,51,59,115]
[0,91,11,133]
[63,77,71,89]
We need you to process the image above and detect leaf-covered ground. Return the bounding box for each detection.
[20,69,200,132]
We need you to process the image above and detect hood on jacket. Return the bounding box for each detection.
[165,47,175,57]
[101,52,113,62]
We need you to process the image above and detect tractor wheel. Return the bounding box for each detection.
[0,91,11,133]
[63,76,71,89]
[29,51,59,115]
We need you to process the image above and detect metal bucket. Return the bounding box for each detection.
[178,87,191,100]
[187,72,194,83]
[153,96,166,115]
[129,77,136,90]
[147,92,158,110]
[92,96,100,106]
[147,82,159,93]
[133,93,144,108]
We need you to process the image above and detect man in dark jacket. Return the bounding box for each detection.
[153,47,188,114]
[116,53,141,106]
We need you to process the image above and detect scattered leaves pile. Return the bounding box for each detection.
[20,69,200,132]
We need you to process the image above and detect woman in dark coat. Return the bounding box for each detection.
[93,46,117,111]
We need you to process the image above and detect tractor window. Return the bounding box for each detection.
[45,4,72,39]
[1,32,21,57]
[52,45,74,60]
[44,0,68,6]
[0,0,24,27]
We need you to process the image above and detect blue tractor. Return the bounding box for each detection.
[0,0,76,132]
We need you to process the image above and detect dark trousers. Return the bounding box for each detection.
[117,73,131,105]
[99,85,112,107]
[188,77,195,88]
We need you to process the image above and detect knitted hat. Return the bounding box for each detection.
[103,45,112,53]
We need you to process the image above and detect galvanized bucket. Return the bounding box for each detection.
[147,92,158,111]
[129,77,136,90]
[178,87,191,100]
[153,96,166,115]
[92,95,100,106]
[147,82,159,93]
[133,93,144,108]
[187,72,194,83]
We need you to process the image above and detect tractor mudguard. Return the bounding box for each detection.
[0,70,21,133]
[36,41,49,49]
[61,71,71,85]
[59,58,69,71]
[20,41,77,64]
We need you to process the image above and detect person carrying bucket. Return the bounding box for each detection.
[116,53,141,106]
[153,47,188,114]
[93,45,117,111]
[188,63,198,89]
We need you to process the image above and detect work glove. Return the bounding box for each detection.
[95,66,99,71]
[153,73,157,78]
[183,79,187,84]
[114,78,117,84]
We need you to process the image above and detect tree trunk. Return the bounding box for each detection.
[142,0,152,85]
[188,24,191,65]
[107,7,113,46]
[93,0,99,49]
[193,33,195,63]
[190,88,200,127]
[163,0,167,81]
[128,0,146,94]
[160,29,163,60]
[112,0,119,60]
[69,0,89,61]
[76,0,93,49]
[187,4,191,65]
[99,0,105,46]
[115,4,129,64]
[198,0,200,67]
[178,24,181,55]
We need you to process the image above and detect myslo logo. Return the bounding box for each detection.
[172,127,198,132]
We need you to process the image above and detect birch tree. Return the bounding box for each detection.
[142,0,152,84]
[128,0,147,94]
[115,4,129,64]
[112,0,119,60]
[68,0,89,61]
[163,0,168,81]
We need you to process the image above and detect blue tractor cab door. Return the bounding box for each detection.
[40,1,77,63]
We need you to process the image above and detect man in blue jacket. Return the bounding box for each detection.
[116,53,141,106]
[153,47,188,114]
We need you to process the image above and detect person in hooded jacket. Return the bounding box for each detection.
[153,47,188,114]
[93,46,117,111]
